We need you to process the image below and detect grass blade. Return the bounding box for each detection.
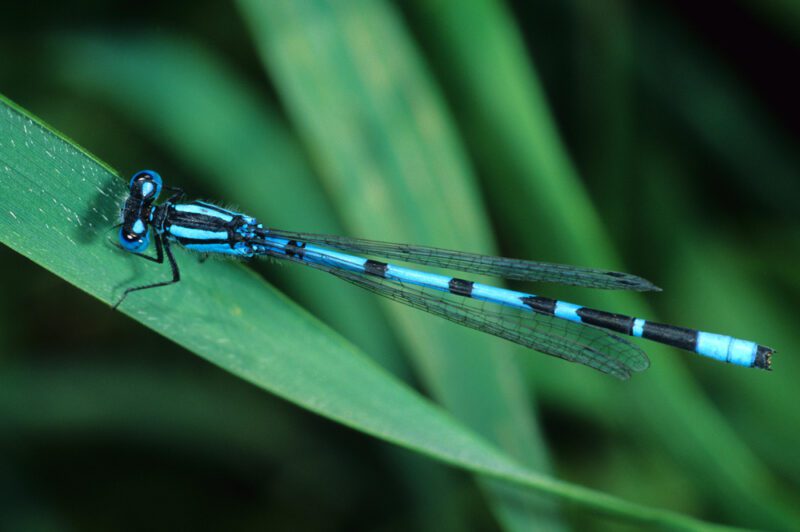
[51,32,469,528]
[237,1,562,529]
[52,32,407,376]
[0,80,733,532]
[403,0,799,528]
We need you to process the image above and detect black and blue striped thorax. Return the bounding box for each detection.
[160,201,260,257]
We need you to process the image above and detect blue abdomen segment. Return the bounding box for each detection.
[696,333,760,367]
[631,321,768,368]
[257,232,772,370]
[258,236,368,272]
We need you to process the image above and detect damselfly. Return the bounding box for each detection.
[114,170,773,379]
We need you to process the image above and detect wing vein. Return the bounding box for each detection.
[263,247,650,379]
[265,228,659,292]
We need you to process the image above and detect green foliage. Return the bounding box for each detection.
[0,93,722,530]
[0,0,798,530]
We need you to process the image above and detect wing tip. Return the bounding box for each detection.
[618,358,651,380]
[587,348,650,380]
[603,271,661,292]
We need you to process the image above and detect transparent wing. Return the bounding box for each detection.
[265,249,650,379]
[265,228,659,292]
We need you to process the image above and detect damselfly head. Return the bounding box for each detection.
[118,170,161,253]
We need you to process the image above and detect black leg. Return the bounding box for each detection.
[164,187,186,203]
[113,236,181,309]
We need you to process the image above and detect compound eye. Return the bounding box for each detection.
[118,225,150,253]
[129,170,163,200]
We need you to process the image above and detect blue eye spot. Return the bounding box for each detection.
[133,219,145,233]
[130,170,163,199]
[118,227,150,253]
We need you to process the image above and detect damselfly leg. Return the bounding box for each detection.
[113,234,181,309]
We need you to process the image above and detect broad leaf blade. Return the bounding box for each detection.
[52,33,408,377]
[0,95,733,531]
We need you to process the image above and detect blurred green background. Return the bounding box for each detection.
[1,0,799,530]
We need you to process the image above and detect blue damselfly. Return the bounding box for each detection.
[115,170,773,379]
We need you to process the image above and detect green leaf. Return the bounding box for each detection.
[403,1,800,529]
[52,32,408,377]
[0,356,313,460]
[236,1,560,529]
[52,32,464,529]
[0,93,731,531]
